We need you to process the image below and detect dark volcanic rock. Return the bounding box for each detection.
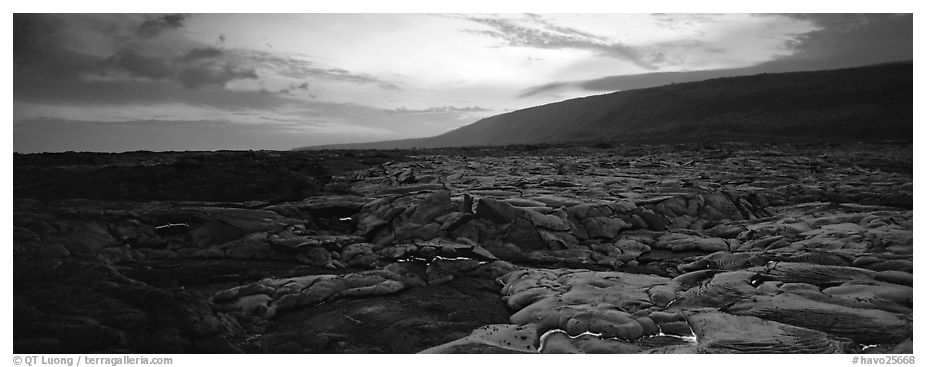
[726,293,912,344]
[210,271,409,318]
[14,259,244,353]
[14,150,349,202]
[14,142,913,354]
[685,309,853,353]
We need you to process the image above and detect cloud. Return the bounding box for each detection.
[136,14,188,38]
[517,13,912,97]
[274,81,311,95]
[517,82,572,98]
[176,65,258,89]
[14,76,482,133]
[464,15,655,70]
[107,49,174,79]
[575,68,758,94]
[179,47,225,61]
[14,118,371,153]
[14,14,398,93]
[13,14,104,79]
[638,39,725,66]
[98,46,257,88]
[391,106,490,114]
[235,50,401,90]
[651,14,724,31]
[16,101,266,124]
[14,78,296,110]
[13,99,484,152]
[463,14,727,71]
[14,14,192,84]
[523,13,610,43]
[770,13,913,70]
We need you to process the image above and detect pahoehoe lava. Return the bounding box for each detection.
[13,141,912,353]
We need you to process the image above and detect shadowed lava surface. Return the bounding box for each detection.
[13,142,912,353]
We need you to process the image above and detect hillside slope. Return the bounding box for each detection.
[299,62,912,150]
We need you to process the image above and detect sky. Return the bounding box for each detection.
[12,12,914,152]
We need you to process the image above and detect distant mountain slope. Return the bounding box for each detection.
[298,62,912,150]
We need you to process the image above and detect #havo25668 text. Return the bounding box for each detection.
[853,356,915,365]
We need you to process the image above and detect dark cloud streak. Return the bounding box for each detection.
[179,47,225,61]
[524,13,610,43]
[237,50,401,90]
[175,65,258,89]
[517,82,572,98]
[102,47,258,88]
[136,14,188,38]
[107,49,174,79]
[274,81,311,95]
[464,15,655,70]
[391,106,489,114]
